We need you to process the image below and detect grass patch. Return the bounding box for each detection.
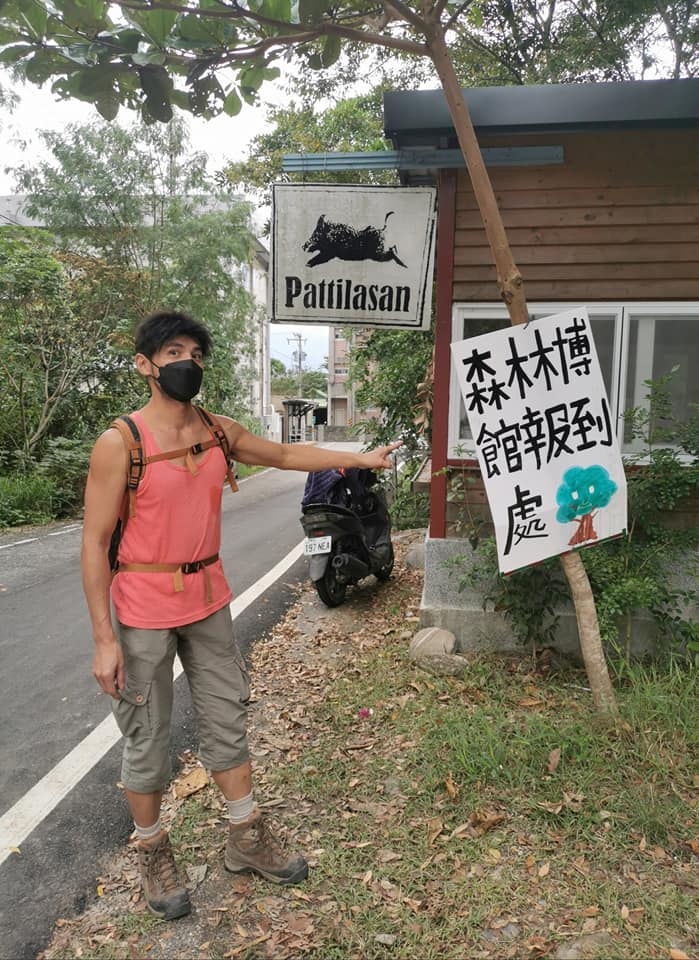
[262,625,698,958]
[39,549,698,960]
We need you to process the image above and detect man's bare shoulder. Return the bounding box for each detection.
[211,414,245,441]
[90,424,128,468]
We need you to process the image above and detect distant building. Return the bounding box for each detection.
[0,194,40,226]
[327,327,381,437]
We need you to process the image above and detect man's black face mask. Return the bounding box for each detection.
[152,359,203,403]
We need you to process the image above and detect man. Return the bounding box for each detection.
[81,310,400,921]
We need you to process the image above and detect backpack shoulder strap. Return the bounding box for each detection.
[194,407,238,493]
[109,414,144,518]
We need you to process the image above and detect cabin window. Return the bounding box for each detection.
[449,302,698,461]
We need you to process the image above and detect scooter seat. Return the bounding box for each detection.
[302,502,357,518]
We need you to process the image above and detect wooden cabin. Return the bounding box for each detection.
[383,77,699,648]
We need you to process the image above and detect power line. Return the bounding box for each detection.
[287,332,306,396]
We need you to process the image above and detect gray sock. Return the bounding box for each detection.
[227,792,256,824]
[134,819,162,841]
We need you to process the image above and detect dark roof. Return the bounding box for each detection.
[383,78,699,145]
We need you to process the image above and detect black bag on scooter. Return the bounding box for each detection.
[300,468,394,608]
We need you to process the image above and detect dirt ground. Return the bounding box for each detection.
[39,531,426,960]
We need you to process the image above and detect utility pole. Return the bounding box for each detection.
[287,332,306,396]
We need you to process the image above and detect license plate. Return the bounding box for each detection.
[304,536,332,556]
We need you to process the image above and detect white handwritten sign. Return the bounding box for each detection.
[451,307,627,574]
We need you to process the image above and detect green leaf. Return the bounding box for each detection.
[75,64,117,96]
[306,51,322,70]
[0,25,25,43]
[65,41,97,64]
[23,50,68,82]
[132,47,167,66]
[466,0,484,29]
[123,8,177,45]
[239,84,257,106]
[260,0,291,21]
[177,13,220,45]
[169,87,191,110]
[19,0,48,37]
[95,93,119,120]
[111,28,142,53]
[223,88,242,116]
[138,64,173,121]
[0,43,33,63]
[188,72,224,115]
[321,33,341,67]
[57,0,108,31]
[298,0,328,24]
[239,64,265,91]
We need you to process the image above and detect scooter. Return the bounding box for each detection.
[300,468,394,608]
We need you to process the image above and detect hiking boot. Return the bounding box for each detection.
[224,810,308,885]
[136,830,191,920]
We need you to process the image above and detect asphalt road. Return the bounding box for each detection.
[0,455,354,960]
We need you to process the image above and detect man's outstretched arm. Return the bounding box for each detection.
[222,418,401,473]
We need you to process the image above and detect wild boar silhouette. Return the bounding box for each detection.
[302,211,407,268]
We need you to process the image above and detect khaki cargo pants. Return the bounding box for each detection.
[113,605,250,793]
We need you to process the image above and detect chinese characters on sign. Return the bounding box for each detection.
[451,307,627,574]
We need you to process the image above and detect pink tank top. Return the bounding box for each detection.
[111,411,233,628]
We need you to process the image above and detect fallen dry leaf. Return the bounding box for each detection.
[290,888,312,901]
[547,748,561,774]
[223,933,270,957]
[377,849,402,864]
[427,817,443,846]
[174,766,209,799]
[538,800,563,814]
[669,950,690,960]
[445,771,459,801]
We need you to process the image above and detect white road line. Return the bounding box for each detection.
[47,525,82,537]
[0,538,38,550]
[228,541,304,620]
[0,540,306,867]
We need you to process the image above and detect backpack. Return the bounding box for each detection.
[108,406,238,572]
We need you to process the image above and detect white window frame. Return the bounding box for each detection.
[449,301,698,461]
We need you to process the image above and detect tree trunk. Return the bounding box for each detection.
[426,24,529,325]
[560,551,618,715]
[426,20,619,717]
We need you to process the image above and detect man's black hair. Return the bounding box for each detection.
[134,310,213,359]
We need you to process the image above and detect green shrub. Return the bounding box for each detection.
[384,460,430,531]
[36,436,92,517]
[0,473,56,527]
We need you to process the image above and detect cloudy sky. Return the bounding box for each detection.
[1,79,330,370]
